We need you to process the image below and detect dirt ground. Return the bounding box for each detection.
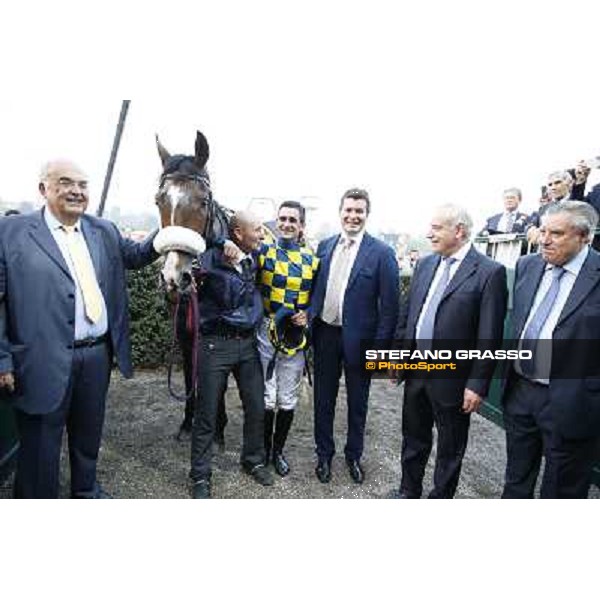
[1,368,598,499]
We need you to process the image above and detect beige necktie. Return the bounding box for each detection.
[63,226,103,324]
[321,238,354,325]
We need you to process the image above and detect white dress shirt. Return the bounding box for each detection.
[44,208,108,340]
[416,242,472,339]
[497,210,517,233]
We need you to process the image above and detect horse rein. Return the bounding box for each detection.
[166,283,200,403]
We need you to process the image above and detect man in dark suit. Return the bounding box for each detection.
[502,201,600,499]
[527,171,579,244]
[0,159,158,499]
[570,158,600,213]
[309,188,399,484]
[480,188,529,235]
[393,204,507,498]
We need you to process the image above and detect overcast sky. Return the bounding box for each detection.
[2,0,599,239]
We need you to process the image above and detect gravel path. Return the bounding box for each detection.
[1,369,598,499]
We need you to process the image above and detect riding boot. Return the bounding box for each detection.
[264,408,275,465]
[273,409,294,477]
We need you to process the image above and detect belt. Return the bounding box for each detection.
[515,372,549,388]
[201,324,254,339]
[73,333,109,349]
[317,317,342,329]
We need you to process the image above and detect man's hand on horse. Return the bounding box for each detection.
[223,240,244,264]
[0,372,15,393]
[291,310,307,327]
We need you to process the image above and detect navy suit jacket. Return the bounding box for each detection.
[309,232,399,365]
[504,249,600,440]
[396,246,507,403]
[481,211,529,235]
[0,209,158,414]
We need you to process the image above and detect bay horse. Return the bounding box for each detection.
[153,131,230,441]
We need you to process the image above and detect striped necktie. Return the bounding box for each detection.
[63,226,103,324]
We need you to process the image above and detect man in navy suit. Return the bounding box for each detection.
[0,160,158,499]
[480,188,529,235]
[502,201,600,499]
[309,188,399,484]
[393,204,507,498]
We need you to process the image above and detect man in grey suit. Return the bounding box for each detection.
[0,159,158,498]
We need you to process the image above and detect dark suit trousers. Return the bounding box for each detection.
[400,379,471,499]
[502,376,599,499]
[313,319,372,462]
[190,335,264,481]
[13,342,112,499]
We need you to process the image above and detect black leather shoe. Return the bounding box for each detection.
[273,452,290,477]
[315,459,332,484]
[192,480,211,499]
[72,485,113,499]
[346,459,365,484]
[387,488,418,500]
[246,464,274,487]
[95,487,113,499]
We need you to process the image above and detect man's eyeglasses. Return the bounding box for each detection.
[53,177,88,191]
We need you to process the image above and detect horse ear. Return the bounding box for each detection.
[156,134,171,167]
[194,131,210,170]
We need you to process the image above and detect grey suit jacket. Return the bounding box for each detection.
[0,209,158,414]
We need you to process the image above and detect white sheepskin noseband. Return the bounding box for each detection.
[153,226,206,256]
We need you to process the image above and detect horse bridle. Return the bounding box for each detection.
[159,171,217,241]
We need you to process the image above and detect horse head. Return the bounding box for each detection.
[153,131,215,292]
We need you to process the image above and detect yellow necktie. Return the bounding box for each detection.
[63,226,103,324]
